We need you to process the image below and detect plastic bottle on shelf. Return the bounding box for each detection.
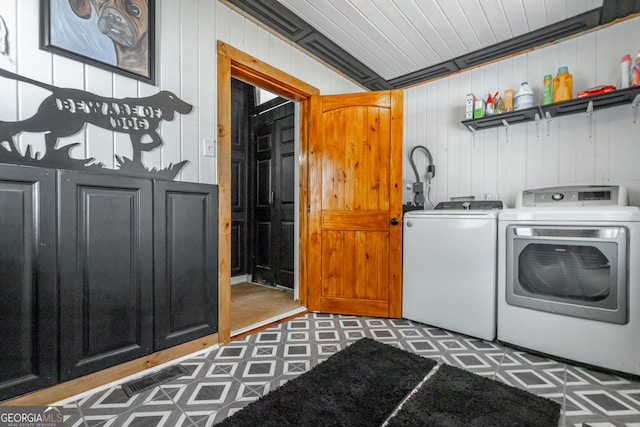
[543,74,552,104]
[486,92,495,116]
[631,53,640,87]
[553,66,573,102]
[621,54,631,89]
[504,89,514,112]
[494,94,505,114]
[514,82,533,110]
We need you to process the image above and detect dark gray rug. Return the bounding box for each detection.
[217,338,437,427]
[217,338,561,427]
[385,363,561,427]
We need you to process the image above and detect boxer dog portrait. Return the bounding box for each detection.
[68,0,150,77]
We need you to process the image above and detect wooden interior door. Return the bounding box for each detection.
[308,90,403,318]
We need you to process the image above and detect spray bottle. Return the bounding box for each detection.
[486,92,497,116]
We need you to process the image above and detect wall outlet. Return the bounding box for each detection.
[203,138,216,157]
[403,179,413,204]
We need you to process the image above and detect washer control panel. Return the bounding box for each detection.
[433,200,504,210]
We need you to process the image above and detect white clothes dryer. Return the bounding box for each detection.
[403,200,503,341]
[498,185,640,375]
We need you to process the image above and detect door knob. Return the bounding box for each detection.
[390,217,399,225]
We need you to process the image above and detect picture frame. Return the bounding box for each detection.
[40,0,155,84]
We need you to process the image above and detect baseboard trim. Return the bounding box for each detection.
[1,333,220,406]
[231,274,251,285]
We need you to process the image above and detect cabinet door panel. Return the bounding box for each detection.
[154,180,218,350]
[58,171,153,381]
[0,165,56,400]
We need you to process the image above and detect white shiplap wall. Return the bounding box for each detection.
[404,16,640,207]
[4,1,638,201]
[0,0,361,185]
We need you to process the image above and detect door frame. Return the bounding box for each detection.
[217,41,319,342]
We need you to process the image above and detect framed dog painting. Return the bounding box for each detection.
[40,0,155,84]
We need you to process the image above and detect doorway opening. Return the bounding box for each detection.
[229,78,300,333]
[217,41,320,342]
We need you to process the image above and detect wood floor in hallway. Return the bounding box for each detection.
[230,282,302,333]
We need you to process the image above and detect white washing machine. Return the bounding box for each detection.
[498,185,640,375]
[403,200,503,341]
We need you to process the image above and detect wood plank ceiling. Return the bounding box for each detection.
[223,0,640,89]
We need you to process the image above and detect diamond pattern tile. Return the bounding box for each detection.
[60,313,640,427]
[506,369,560,390]
[109,402,192,427]
[61,404,83,427]
[575,390,640,416]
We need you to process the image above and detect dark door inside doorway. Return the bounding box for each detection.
[253,102,295,289]
[230,79,295,289]
[230,79,252,277]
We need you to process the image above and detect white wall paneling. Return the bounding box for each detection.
[1,0,359,185]
[157,0,183,178]
[404,15,640,207]
[197,0,217,185]
[3,1,637,199]
[177,0,200,183]
[14,0,51,160]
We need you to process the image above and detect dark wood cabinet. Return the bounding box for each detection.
[0,165,57,401]
[153,180,218,350]
[57,171,154,381]
[0,165,218,399]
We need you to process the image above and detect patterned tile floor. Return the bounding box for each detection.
[59,313,640,426]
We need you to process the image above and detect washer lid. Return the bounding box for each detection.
[404,210,500,219]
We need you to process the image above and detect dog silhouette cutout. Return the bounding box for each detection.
[0,68,192,164]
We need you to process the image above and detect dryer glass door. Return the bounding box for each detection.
[506,226,628,324]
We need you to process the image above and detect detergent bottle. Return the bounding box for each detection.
[543,74,552,104]
[553,66,573,102]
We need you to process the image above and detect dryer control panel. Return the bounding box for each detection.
[518,185,628,208]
